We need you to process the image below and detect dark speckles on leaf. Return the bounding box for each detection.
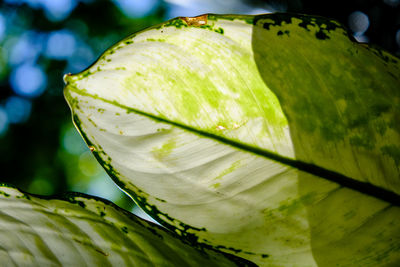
[299,15,341,33]
[214,27,224,34]
[164,18,188,29]
[381,145,400,165]
[370,103,391,117]
[0,191,10,197]
[375,49,390,63]
[67,197,86,208]
[242,251,256,255]
[277,30,289,37]
[77,201,86,208]
[73,238,109,256]
[16,193,31,200]
[215,245,242,254]
[261,13,292,30]
[258,13,342,41]
[347,115,369,128]
[82,71,91,78]
[196,24,224,35]
[349,135,374,150]
[95,249,109,256]
[315,30,329,40]
[199,24,212,31]
[298,20,311,31]
[146,38,166,42]
[155,197,166,203]
[365,45,399,65]
[82,145,209,244]
[121,226,128,234]
[261,254,269,258]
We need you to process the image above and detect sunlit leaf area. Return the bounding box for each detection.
[0,0,399,222]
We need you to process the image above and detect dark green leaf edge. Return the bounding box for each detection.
[0,182,257,267]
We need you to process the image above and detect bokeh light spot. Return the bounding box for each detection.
[61,125,88,155]
[164,0,274,19]
[354,35,369,43]
[9,31,44,66]
[0,107,9,136]
[66,42,95,73]
[248,8,273,15]
[383,0,400,7]
[45,30,77,59]
[113,0,159,18]
[28,177,54,195]
[3,0,23,4]
[348,11,370,35]
[27,0,78,21]
[5,96,32,124]
[0,13,6,42]
[43,0,77,21]
[10,63,47,97]
[78,151,102,176]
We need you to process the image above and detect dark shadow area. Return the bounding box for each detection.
[252,13,400,266]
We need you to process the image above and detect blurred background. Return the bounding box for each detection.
[0,0,399,215]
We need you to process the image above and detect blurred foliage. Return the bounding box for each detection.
[0,0,398,212]
[0,0,168,211]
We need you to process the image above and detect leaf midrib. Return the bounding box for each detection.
[66,85,400,206]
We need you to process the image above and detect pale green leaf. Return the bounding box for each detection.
[0,184,252,266]
[64,13,400,266]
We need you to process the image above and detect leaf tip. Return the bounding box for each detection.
[63,73,72,85]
